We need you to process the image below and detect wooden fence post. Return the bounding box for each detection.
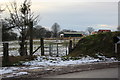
[66,43,68,56]
[49,43,52,56]
[73,38,76,48]
[117,44,120,61]
[29,21,33,56]
[56,43,59,57]
[68,40,72,54]
[41,38,44,56]
[3,43,9,66]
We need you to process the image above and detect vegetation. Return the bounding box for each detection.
[2,19,18,41]
[86,27,94,35]
[6,0,39,56]
[33,25,52,38]
[51,22,60,38]
[69,31,120,59]
[2,55,37,67]
[117,26,120,31]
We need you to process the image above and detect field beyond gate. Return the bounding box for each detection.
[0,38,80,57]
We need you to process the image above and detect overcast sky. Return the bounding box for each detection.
[0,0,119,31]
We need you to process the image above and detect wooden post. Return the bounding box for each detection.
[3,43,9,66]
[51,44,53,56]
[66,43,68,56]
[41,38,44,56]
[117,44,120,61]
[73,38,76,48]
[29,21,33,56]
[69,40,72,54]
[0,20,2,42]
[56,43,59,57]
[49,43,52,56]
[115,43,117,53]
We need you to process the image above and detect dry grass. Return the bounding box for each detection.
[3,55,37,67]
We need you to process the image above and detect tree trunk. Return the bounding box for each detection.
[19,31,27,56]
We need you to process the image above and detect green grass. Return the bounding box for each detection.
[69,31,120,60]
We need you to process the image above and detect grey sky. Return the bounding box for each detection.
[35,2,118,31]
[1,1,118,31]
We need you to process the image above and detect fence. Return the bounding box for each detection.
[0,38,80,66]
[0,39,79,57]
[45,41,69,57]
[33,39,70,56]
[0,38,81,66]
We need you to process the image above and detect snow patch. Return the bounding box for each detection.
[23,56,101,67]
[13,72,28,76]
[0,67,18,75]
[28,67,42,70]
[0,55,117,78]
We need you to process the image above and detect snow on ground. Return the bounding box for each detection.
[0,68,13,75]
[0,55,118,78]
[22,56,117,67]
[0,40,118,78]
[0,66,44,78]
[13,72,28,76]
[0,67,43,75]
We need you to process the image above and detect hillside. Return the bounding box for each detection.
[69,31,120,59]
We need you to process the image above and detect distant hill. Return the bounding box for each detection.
[69,31,120,59]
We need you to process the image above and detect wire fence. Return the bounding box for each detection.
[0,39,71,57]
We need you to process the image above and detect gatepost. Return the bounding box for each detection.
[69,40,72,54]
[0,17,2,67]
[113,36,120,61]
[3,43,9,66]
[41,38,44,56]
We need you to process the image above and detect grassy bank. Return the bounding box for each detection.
[69,31,120,59]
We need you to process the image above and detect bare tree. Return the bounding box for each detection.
[86,27,94,35]
[2,20,18,41]
[51,23,60,38]
[6,0,39,56]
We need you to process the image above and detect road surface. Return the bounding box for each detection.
[44,68,118,78]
